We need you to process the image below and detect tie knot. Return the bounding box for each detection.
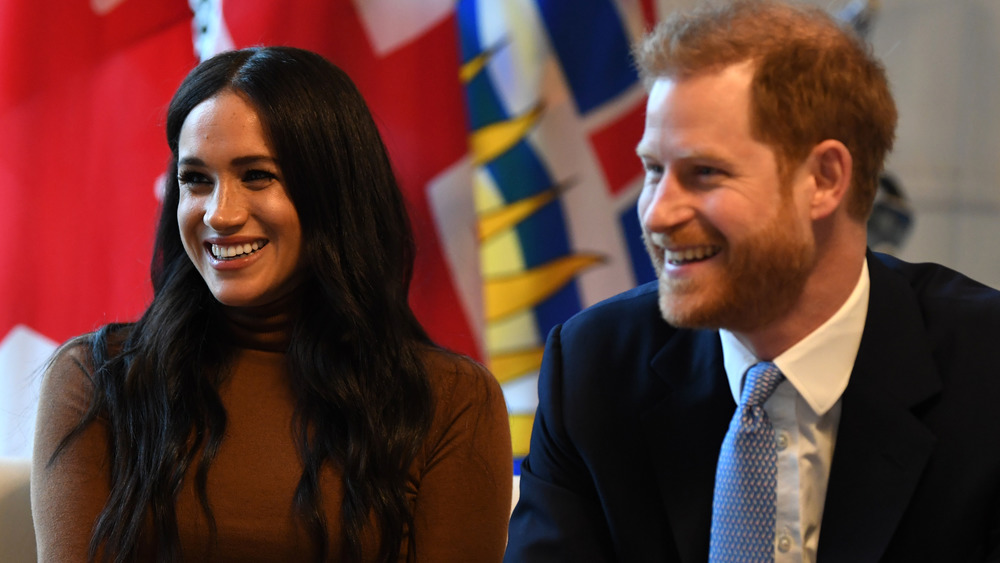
[740,362,784,407]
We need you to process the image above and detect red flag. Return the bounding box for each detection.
[0,0,197,457]
[215,0,483,359]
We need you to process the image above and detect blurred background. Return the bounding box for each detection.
[1,0,998,468]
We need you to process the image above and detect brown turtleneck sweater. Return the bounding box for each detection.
[31,308,512,562]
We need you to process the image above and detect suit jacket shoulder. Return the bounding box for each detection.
[875,251,1000,339]
[507,281,731,563]
[819,253,1000,562]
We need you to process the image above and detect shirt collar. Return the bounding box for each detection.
[719,259,870,415]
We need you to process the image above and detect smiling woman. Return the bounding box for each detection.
[176,91,303,309]
[30,47,512,563]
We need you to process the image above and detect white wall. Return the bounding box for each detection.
[871,0,1000,289]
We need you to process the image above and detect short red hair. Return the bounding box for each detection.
[634,0,896,219]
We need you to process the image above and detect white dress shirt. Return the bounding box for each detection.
[719,259,870,563]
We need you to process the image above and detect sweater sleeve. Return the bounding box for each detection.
[408,353,513,562]
[31,341,111,562]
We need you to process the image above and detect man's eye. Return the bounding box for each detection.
[693,165,722,177]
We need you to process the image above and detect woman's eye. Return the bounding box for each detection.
[644,163,664,176]
[641,160,664,183]
[243,169,278,185]
[178,171,211,187]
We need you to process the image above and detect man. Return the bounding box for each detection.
[505,1,1000,562]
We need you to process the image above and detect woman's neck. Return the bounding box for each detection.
[221,293,298,352]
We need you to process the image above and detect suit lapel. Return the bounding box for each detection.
[642,329,733,563]
[634,254,942,562]
[817,254,941,562]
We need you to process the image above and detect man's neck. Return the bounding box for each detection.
[733,245,867,361]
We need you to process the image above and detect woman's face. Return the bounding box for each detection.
[176,90,303,308]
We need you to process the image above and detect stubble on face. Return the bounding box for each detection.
[646,194,816,333]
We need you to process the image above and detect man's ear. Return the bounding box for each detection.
[807,139,852,220]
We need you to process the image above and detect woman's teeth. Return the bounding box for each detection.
[211,241,264,260]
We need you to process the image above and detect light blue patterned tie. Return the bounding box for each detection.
[709,362,785,563]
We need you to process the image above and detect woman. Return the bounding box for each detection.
[31,46,512,562]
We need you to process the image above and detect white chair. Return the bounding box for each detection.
[0,457,36,562]
[511,475,520,515]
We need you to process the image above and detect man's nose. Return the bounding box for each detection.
[641,172,695,232]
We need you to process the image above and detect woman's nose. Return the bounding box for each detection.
[204,181,248,231]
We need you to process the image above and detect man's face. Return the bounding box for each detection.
[635,63,816,333]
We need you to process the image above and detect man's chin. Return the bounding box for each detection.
[657,287,724,330]
[655,283,764,331]
[659,285,805,335]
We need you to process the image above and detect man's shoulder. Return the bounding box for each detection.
[568,280,659,320]
[561,281,667,337]
[872,253,1000,346]
[874,253,1000,318]
[552,281,695,366]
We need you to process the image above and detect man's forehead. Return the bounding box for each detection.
[637,65,757,147]
[643,60,758,96]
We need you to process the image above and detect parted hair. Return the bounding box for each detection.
[53,46,434,562]
[633,0,896,219]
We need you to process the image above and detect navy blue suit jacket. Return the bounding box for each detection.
[505,253,1000,562]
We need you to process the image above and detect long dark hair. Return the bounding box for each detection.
[53,46,434,562]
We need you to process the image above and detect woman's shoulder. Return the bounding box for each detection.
[42,325,133,395]
[416,346,508,434]
[413,345,511,464]
[36,334,104,441]
[417,346,501,401]
[46,334,97,380]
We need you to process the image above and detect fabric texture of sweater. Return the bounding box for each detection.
[31,305,512,562]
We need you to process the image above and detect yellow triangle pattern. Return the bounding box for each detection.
[485,253,605,322]
[509,413,535,458]
[464,44,604,462]
[460,50,491,84]
[460,41,506,84]
[488,346,545,384]
[470,104,544,165]
[478,187,559,241]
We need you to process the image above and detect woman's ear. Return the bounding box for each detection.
[807,139,852,220]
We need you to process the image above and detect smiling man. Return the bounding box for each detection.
[505,1,1000,562]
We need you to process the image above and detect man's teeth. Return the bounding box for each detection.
[211,241,263,259]
[665,245,721,265]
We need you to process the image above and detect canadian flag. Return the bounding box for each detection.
[0,0,197,458]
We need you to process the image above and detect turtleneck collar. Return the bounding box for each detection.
[220,293,297,353]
